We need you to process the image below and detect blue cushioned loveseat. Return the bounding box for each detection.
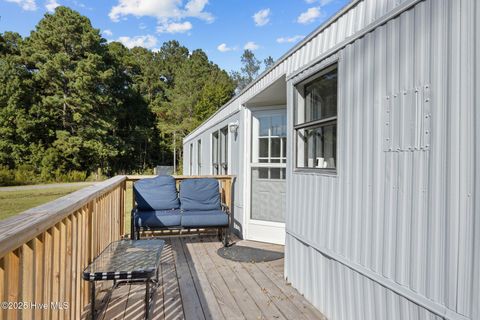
[131,175,230,246]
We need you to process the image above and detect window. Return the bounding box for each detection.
[197,139,202,174]
[189,143,193,175]
[212,131,219,174]
[212,126,228,175]
[220,127,228,174]
[295,64,337,170]
[253,114,287,180]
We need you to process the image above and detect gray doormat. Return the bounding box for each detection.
[217,245,284,263]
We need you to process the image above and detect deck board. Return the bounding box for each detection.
[89,235,325,320]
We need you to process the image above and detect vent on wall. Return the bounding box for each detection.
[384,84,431,152]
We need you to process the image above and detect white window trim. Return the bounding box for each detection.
[293,62,338,174]
[210,126,229,175]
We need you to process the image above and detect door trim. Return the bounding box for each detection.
[244,106,286,245]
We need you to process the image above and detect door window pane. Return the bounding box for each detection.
[271,115,286,136]
[254,114,287,164]
[271,138,281,158]
[259,117,270,137]
[270,168,281,179]
[258,168,269,179]
[259,138,269,158]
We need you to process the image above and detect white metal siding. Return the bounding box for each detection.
[286,0,477,319]
[183,0,479,319]
[184,0,416,145]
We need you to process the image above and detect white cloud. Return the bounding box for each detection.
[109,0,214,36]
[5,0,37,11]
[45,0,59,12]
[297,7,323,24]
[139,22,147,30]
[103,29,113,36]
[244,41,259,51]
[253,8,270,27]
[184,0,214,23]
[157,21,192,33]
[217,43,236,52]
[276,35,305,44]
[117,35,158,49]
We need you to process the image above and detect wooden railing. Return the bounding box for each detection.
[0,174,234,320]
[0,176,126,320]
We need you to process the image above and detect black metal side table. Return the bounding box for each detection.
[83,239,165,319]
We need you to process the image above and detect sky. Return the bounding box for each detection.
[0,0,350,72]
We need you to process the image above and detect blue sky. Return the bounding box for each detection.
[0,0,349,71]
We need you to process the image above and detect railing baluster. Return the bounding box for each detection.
[0,175,237,319]
[34,235,44,320]
[0,256,4,320]
[21,242,34,320]
[52,224,60,320]
[44,229,53,320]
[5,250,20,320]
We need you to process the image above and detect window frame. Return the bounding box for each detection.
[294,63,338,174]
[189,143,194,175]
[220,127,229,175]
[197,139,202,174]
[211,126,229,175]
[211,131,219,175]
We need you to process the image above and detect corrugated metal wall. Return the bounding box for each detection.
[285,0,478,319]
[184,0,416,143]
[183,0,421,244]
[183,0,479,318]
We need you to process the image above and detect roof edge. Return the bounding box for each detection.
[183,0,361,142]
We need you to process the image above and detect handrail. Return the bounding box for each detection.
[0,174,234,319]
[0,175,127,319]
[0,175,127,259]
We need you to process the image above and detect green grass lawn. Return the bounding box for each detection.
[0,182,134,236]
[0,185,91,221]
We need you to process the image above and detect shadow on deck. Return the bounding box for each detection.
[84,235,326,320]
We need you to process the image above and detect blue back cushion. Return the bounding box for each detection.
[179,178,221,211]
[134,175,180,210]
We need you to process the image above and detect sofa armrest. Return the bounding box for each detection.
[220,203,230,214]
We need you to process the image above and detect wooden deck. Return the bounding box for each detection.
[87,235,326,320]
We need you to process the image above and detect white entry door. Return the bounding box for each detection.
[247,109,286,245]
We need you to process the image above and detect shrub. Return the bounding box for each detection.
[0,166,15,186]
[53,169,88,183]
[14,165,39,185]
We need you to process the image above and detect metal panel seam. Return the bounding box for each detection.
[285,230,470,320]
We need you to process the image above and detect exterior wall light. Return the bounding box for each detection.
[229,121,239,133]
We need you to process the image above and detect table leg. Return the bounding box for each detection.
[145,278,150,319]
[90,281,96,320]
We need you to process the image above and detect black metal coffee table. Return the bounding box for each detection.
[83,239,165,319]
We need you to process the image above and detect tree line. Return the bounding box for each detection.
[0,6,273,185]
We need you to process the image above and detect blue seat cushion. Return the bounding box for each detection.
[181,210,228,228]
[135,209,181,228]
[179,178,221,211]
[134,175,180,210]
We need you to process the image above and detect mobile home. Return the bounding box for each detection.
[183,0,480,319]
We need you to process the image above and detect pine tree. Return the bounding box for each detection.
[23,6,120,175]
[231,49,262,91]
